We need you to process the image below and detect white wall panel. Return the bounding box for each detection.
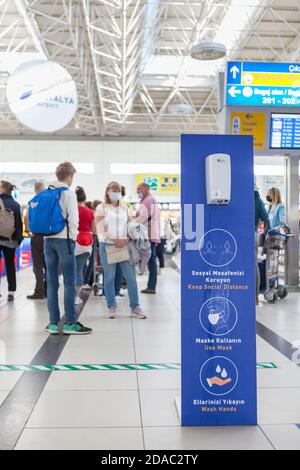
[0,140,180,205]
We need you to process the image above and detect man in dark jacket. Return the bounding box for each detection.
[0,181,23,301]
[26,182,47,300]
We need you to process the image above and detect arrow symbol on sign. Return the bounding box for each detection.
[230,65,240,79]
[228,86,241,98]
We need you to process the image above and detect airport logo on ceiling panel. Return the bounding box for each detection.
[6,60,77,133]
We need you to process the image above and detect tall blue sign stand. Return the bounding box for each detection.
[181,134,257,426]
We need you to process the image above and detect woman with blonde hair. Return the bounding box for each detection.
[266,187,286,228]
[95,181,146,319]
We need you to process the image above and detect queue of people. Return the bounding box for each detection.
[0,162,162,335]
[0,163,287,331]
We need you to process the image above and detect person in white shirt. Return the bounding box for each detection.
[44,162,92,336]
[95,181,146,320]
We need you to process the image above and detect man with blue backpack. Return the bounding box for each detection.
[28,162,92,335]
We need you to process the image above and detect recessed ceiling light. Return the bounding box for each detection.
[168,104,194,115]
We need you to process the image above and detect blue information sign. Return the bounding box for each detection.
[181,135,257,426]
[226,61,300,107]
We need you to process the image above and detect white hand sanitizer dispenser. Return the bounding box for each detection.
[205,153,231,205]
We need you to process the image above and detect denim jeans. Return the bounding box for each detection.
[148,242,158,290]
[44,238,77,324]
[100,243,139,309]
[76,252,90,287]
[156,238,165,268]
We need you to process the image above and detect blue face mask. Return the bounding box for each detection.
[109,191,121,202]
[137,192,143,200]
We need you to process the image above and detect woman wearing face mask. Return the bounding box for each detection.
[266,187,286,229]
[95,182,146,319]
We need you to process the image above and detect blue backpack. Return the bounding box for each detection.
[28,186,68,235]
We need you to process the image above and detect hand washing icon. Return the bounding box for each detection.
[200,357,238,396]
[207,365,232,388]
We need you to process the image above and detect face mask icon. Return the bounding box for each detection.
[208,311,220,326]
[207,301,225,327]
[206,300,229,332]
[200,297,238,337]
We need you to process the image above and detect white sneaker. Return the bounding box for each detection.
[131,307,147,319]
[75,297,83,305]
[82,284,92,290]
[108,306,118,319]
[116,289,126,297]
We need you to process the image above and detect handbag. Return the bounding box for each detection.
[0,198,15,240]
[106,244,129,264]
[77,231,93,246]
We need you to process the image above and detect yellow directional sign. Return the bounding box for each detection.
[242,72,300,87]
[230,112,266,150]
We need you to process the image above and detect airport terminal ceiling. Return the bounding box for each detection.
[0,0,299,138]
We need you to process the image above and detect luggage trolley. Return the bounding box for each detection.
[259,228,293,304]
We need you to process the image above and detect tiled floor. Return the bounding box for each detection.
[0,391,9,407]
[1,267,300,449]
